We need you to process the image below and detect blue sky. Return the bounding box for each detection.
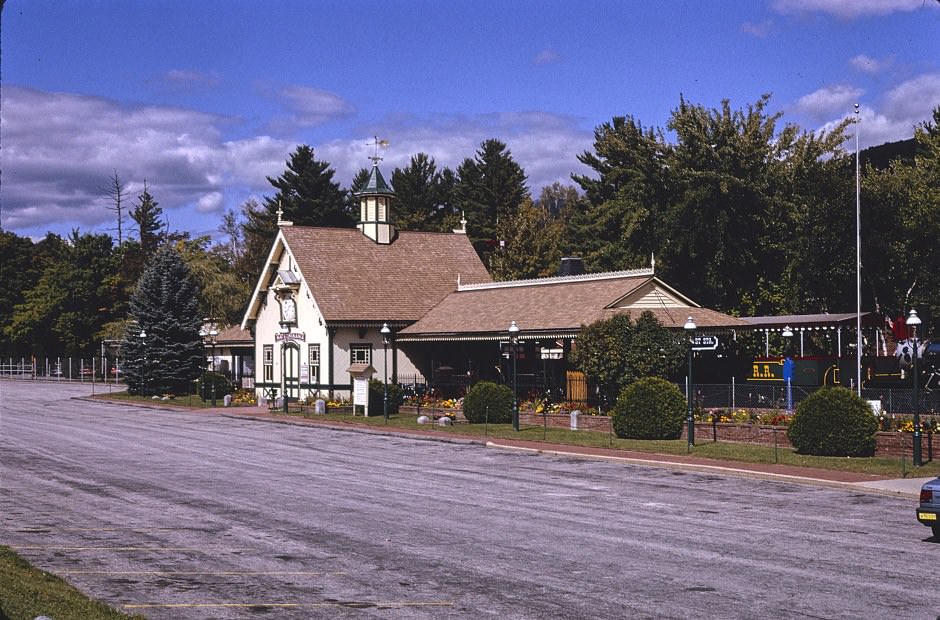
[2,0,939,241]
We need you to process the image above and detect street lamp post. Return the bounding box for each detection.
[208,325,219,407]
[381,323,391,423]
[138,329,147,397]
[783,326,794,413]
[684,316,696,448]
[509,321,520,432]
[906,309,922,467]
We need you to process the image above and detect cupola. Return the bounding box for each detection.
[356,160,396,245]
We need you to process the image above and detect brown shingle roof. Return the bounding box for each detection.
[281,226,490,323]
[399,273,747,340]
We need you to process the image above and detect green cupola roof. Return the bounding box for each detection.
[356,165,395,197]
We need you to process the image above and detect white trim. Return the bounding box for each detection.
[456,267,654,292]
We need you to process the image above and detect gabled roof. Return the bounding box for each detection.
[241,226,490,327]
[398,269,747,341]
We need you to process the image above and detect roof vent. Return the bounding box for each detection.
[558,257,585,277]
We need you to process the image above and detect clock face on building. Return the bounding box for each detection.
[281,297,296,322]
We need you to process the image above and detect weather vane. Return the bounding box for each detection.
[368,136,389,165]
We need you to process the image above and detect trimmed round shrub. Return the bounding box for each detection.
[463,381,513,424]
[196,371,232,401]
[369,379,404,416]
[611,376,685,439]
[787,387,877,456]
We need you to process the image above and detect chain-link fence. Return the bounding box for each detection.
[0,356,125,383]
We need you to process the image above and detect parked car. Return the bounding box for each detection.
[917,476,940,539]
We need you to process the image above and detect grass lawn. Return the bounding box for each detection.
[293,410,940,479]
[0,546,143,620]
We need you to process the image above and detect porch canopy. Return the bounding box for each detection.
[739,312,883,357]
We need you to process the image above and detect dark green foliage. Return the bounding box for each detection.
[569,311,685,406]
[368,379,404,416]
[391,153,457,232]
[130,183,165,256]
[452,139,529,263]
[463,381,514,424]
[611,376,686,439]
[122,246,205,395]
[5,232,124,357]
[787,387,878,457]
[196,371,233,401]
[240,145,351,278]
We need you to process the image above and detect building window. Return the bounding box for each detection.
[308,344,320,384]
[350,344,371,366]
[263,345,273,382]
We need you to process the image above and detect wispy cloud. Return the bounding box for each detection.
[741,20,774,37]
[0,86,293,234]
[772,0,929,18]
[533,49,561,65]
[849,54,893,75]
[277,85,356,127]
[154,69,221,91]
[0,86,591,237]
[790,84,863,122]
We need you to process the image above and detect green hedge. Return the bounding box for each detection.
[787,387,878,456]
[368,379,404,416]
[196,371,232,401]
[463,381,513,424]
[611,376,686,440]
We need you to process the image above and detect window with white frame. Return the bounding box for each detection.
[263,345,273,382]
[350,344,371,366]
[308,344,320,384]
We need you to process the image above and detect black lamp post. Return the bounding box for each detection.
[208,325,219,407]
[138,328,147,397]
[684,316,696,448]
[381,323,391,423]
[906,308,922,466]
[783,325,793,413]
[509,320,520,432]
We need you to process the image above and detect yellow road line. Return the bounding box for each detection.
[122,601,455,610]
[14,546,245,552]
[9,527,206,533]
[59,570,348,576]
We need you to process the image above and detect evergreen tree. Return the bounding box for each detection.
[452,139,529,261]
[391,153,456,231]
[122,246,204,395]
[130,183,165,256]
[263,144,351,228]
[240,145,351,277]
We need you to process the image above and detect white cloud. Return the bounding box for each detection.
[849,54,892,75]
[318,111,593,195]
[801,72,940,148]
[772,0,928,18]
[790,85,863,121]
[0,86,294,235]
[0,86,591,238]
[741,20,774,37]
[533,49,561,65]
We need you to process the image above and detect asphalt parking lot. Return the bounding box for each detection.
[2,380,939,619]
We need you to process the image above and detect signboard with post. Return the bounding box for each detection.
[347,363,375,416]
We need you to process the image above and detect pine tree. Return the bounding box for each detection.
[122,246,204,395]
[452,139,529,261]
[130,183,165,256]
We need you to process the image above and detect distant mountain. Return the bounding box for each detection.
[861,138,916,169]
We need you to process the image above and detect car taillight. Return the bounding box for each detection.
[921,489,934,503]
